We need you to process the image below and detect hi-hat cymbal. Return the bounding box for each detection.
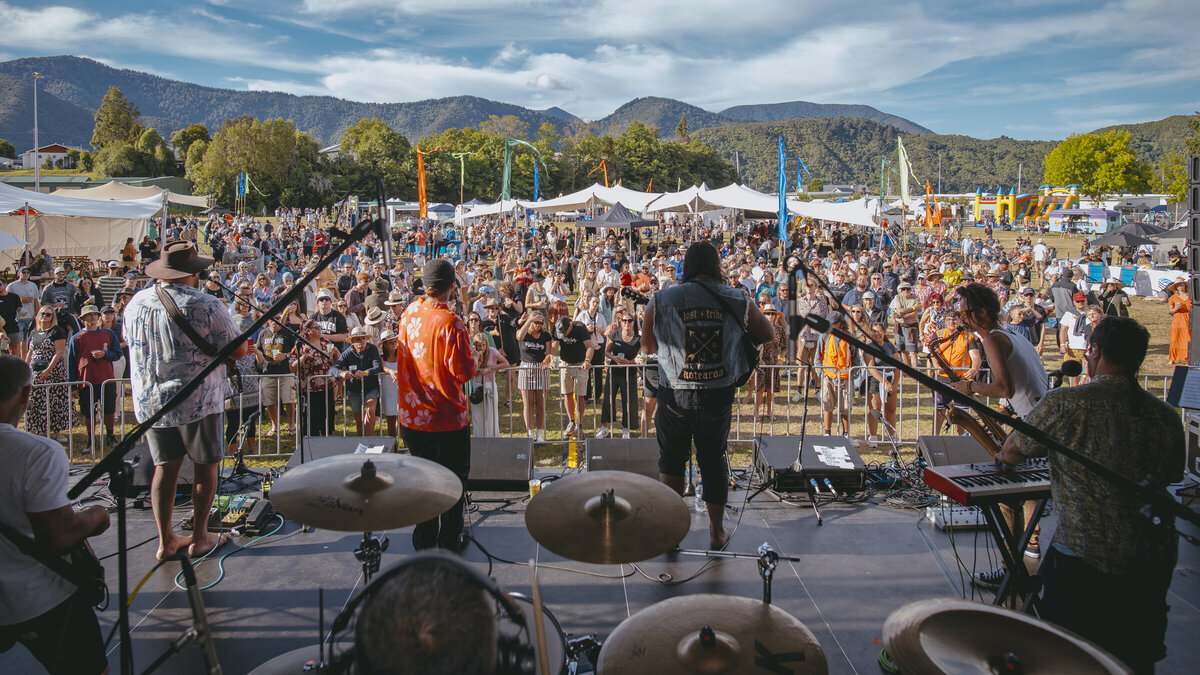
[270,454,461,532]
[597,594,827,675]
[525,471,690,564]
[883,598,1131,674]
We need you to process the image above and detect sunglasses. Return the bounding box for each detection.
[39,312,54,317]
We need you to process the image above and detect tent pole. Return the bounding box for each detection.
[23,202,30,263]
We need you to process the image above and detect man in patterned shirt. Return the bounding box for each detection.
[395,259,476,551]
[997,317,1183,673]
[125,241,247,561]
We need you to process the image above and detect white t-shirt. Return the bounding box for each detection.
[7,280,39,321]
[1060,311,1090,350]
[0,423,75,625]
[1032,244,1048,262]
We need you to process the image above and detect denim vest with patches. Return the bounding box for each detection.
[653,280,749,390]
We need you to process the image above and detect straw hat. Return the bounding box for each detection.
[379,329,399,343]
[364,307,385,326]
[348,326,370,341]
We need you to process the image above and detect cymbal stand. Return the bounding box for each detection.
[354,531,388,584]
[673,543,798,605]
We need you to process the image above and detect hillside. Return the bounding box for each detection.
[694,117,1057,193]
[590,96,743,136]
[1091,114,1194,166]
[0,56,573,150]
[0,71,96,152]
[720,100,934,136]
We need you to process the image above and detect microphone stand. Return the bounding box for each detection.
[794,260,1200,538]
[68,214,382,675]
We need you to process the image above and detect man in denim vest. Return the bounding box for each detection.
[642,242,774,549]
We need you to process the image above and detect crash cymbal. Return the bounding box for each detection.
[597,594,827,675]
[271,454,461,532]
[525,471,690,564]
[883,599,1131,675]
[248,644,332,674]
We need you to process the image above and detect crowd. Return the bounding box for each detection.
[0,204,1183,450]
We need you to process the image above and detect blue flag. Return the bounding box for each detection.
[533,161,540,202]
[796,155,812,190]
[777,136,788,240]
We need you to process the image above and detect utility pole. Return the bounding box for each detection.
[32,72,44,193]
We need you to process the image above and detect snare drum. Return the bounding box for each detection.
[501,593,567,675]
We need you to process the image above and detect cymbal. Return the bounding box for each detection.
[270,454,461,532]
[247,645,331,674]
[524,471,690,564]
[884,599,1131,674]
[597,594,827,674]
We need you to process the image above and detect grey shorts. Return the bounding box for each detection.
[146,413,224,466]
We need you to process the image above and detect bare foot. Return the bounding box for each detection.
[156,535,192,562]
[188,533,231,558]
[710,527,732,551]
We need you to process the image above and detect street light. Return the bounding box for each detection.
[32,72,44,193]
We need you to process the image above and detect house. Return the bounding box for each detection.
[20,143,80,171]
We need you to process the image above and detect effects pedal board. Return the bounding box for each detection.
[925,500,986,530]
[182,495,260,532]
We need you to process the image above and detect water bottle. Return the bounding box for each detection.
[694,481,705,513]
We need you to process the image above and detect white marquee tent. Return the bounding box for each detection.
[0,182,157,266]
[55,181,211,208]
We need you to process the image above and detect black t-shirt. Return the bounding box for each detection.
[556,322,591,365]
[257,328,297,375]
[519,330,551,364]
[608,333,640,363]
[310,310,349,337]
[0,293,20,332]
[29,326,67,370]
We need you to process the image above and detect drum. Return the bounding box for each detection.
[502,592,568,675]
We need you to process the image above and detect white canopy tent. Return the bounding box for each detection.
[55,181,210,209]
[786,198,881,229]
[644,184,717,213]
[0,182,157,267]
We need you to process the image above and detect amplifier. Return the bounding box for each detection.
[467,438,534,491]
[287,436,397,469]
[128,443,193,491]
[585,438,660,479]
[917,435,992,467]
[755,435,865,492]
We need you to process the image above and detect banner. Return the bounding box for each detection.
[777,136,788,240]
[533,161,540,202]
[897,138,912,207]
[796,154,812,191]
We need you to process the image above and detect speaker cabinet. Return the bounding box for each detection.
[467,438,533,490]
[585,438,660,479]
[287,436,397,469]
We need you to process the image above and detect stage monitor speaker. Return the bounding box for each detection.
[1188,154,1200,184]
[917,435,992,467]
[467,438,533,491]
[585,438,660,479]
[1189,214,1200,245]
[1187,411,1200,481]
[287,436,397,469]
[127,443,193,491]
[1189,185,1200,215]
[755,435,865,492]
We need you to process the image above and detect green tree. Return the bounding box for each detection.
[1043,130,1153,201]
[92,142,143,177]
[190,116,328,210]
[79,151,94,172]
[91,87,140,149]
[480,115,529,140]
[1157,150,1188,205]
[135,128,171,175]
[170,124,211,160]
[340,117,413,198]
[806,177,824,192]
[675,113,690,141]
[185,140,207,175]
[1187,111,1200,155]
[0,139,14,158]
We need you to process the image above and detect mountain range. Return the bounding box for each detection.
[0,56,934,153]
[0,55,1188,193]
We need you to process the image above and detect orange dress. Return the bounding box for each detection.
[1168,293,1191,363]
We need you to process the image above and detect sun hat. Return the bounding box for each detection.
[384,291,406,306]
[364,307,385,326]
[348,326,370,341]
[79,305,100,317]
[379,329,398,343]
[145,241,215,280]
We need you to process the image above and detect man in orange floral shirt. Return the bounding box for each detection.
[395,259,477,551]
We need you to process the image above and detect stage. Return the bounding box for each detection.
[5,467,1199,675]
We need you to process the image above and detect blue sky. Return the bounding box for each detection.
[2,0,1196,140]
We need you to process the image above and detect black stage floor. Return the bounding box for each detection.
[5,468,1199,675]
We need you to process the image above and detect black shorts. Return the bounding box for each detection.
[642,363,660,399]
[0,591,107,675]
[77,381,117,417]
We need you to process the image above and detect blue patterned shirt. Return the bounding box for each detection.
[124,282,240,427]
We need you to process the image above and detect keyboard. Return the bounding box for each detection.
[923,458,1050,506]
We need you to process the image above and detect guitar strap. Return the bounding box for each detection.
[156,283,242,391]
[0,517,91,591]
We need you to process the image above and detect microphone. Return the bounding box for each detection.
[373,177,394,270]
[1049,360,1082,379]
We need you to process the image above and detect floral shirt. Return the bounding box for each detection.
[395,296,476,432]
[293,337,340,392]
[124,282,240,427]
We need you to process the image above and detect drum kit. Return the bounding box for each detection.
[254,454,1132,674]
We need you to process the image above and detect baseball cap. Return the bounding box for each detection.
[282,272,295,281]
[317,289,334,300]
[54,266,66,274]
[1072,292,1087,302]
[862,291,876,300]
[898,282,913,290]
[1019,286,1035,295]
[108,261,120,268]
[18,266,28,274]
[124,272,137,280]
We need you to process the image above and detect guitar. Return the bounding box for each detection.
[0,520,108,609]
[620,286,651,306]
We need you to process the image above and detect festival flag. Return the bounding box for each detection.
[796,154,812,191]
[533,161,540,202]
[777,136,788,240]
[897,137,912,207]
[502,139,547,201]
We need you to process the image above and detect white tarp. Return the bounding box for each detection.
[0,182,162,219]
[592,185,662,212]
[644,185,719,213]
[458,200,531,220]
[786,198,881,229]
[697,183,781,213]
[55,181,210,209]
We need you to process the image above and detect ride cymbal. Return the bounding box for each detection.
[248,644,332,674]
[883,598,1131,674]
[598,594,827,674]
[525,471,690,564]
[270,454,461,532]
